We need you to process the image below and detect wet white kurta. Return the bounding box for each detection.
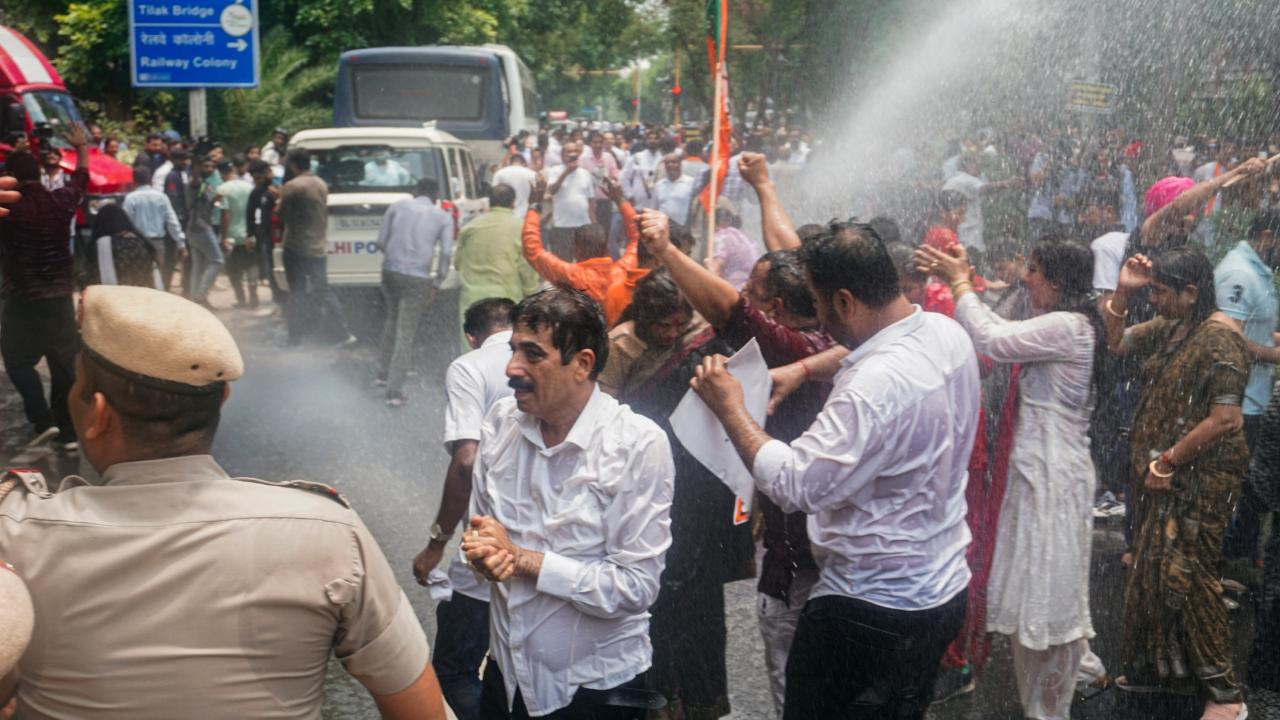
[953,293,1097,650]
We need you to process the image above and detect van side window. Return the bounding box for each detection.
[461,152,477,197]
[446,147,464,199]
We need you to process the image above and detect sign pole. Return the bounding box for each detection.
[189,88,208,139]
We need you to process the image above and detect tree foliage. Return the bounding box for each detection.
[208,29,334,151]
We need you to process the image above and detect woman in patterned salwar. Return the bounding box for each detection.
[1103,246,1250,720]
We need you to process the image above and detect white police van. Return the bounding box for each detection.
[273,125,486,290]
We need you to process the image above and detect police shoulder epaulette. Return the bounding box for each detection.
[1,469,52,500]
[230,476,352,509]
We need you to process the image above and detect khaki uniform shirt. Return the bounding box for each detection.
[0,455,428,719]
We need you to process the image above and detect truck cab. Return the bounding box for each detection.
[0,25,133,231]
[272,126,487,292]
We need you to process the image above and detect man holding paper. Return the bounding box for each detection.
[638,210,834,717]
[689,221,980,720]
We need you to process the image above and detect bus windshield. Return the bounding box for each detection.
[21,91,83,149]
[312,145,445,195]
[353,65,487,122]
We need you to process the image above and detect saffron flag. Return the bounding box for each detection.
[699,0,731,212]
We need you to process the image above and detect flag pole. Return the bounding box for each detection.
[706,0,727,259]
[707,64,722,257]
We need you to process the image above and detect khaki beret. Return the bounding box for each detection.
[0,564,33,675]
[80,286,243,390]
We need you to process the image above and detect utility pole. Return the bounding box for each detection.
[189,88,207,139]
[633,66,641,124]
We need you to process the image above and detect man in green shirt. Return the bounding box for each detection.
[452,184,541,350]
[217,162,257,307]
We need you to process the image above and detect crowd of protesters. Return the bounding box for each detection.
[1,107,1279,720]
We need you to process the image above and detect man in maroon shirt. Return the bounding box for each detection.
[0,123,89,451]
[638,210,835,717]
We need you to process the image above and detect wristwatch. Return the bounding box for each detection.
[429,523,453,545]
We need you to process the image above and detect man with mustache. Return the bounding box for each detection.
[461,286,674,719]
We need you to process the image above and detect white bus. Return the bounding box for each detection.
[333,44,538,173]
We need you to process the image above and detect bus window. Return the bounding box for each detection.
[352,65,486,122]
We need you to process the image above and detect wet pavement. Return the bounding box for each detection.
[0,281,1269,719]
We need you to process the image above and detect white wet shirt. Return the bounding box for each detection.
[443,330,514,601]
[542,165,596,228]
[468,386,674,716]
[752,307,979,611]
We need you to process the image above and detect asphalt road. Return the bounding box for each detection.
[0,282,1268,720]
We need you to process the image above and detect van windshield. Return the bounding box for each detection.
[352,65,487,122]
[21,91,84,149]
[312,145,445,196]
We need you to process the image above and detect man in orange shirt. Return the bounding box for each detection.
[601,219,696,326]
[522,176,639,303]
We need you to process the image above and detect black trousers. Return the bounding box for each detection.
[282,249,349,343]
[0,296,80,439]
[479,662,645,720]
[783,590,967,720]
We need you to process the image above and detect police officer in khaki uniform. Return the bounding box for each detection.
[0,285,448,720]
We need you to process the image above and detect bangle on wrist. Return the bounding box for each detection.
[798,357,811,380]
[1159,450,1176,468]
[1148,458,1176,479]
[1105,298,1128,318]
[950,279,973,294]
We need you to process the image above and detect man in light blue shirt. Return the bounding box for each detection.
[364,154,412,187]
[122,165,186,290]
[1215,211,1280,562]
[375,178,454,406]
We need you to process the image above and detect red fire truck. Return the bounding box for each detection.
[0,25,133,231]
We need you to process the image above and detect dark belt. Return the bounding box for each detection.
[586,687,666,710]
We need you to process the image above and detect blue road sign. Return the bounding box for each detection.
[128,0,259,87]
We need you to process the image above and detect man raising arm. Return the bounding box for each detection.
[687,223,980,720]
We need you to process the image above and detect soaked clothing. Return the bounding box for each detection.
[955,295,1099,650]
[0,169,88,301]
[1121,318,1250,704]
[0,456,430,719]
[717,296,832,602]
[1245,381,1280,692]
[953,294,1104,718]
[621,327,754,719]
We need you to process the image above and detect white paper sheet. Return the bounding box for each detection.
[669,337,771,522]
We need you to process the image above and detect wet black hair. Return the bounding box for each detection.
[885,241,928,284]
[463,297,516,339]
[1152,245,1218,326]
[512,286,609,379]
[933,189,968,216]
[572,224,609,260]
[629,269,691,344]
[285,149,310,172]
[132,165,153,186]
[247,159,271,177]
[415,178,439,199]
[90,203,142,240]
[757,250,817,318]
[799,221,900,309]
[795,224,824,244]
[490,183,516,209]
[4,150,40,183]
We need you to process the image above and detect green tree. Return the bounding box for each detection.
[208,29,334,150]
